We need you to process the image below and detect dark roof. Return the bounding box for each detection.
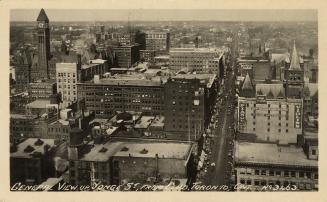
[266,90,274,99]
[37,8,49,22]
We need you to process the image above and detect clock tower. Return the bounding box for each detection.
[32,8,50,81]
[285,41,304,99]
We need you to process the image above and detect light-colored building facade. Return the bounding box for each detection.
[56,63,78,108]
[169,48,222,73]
[145,32,170,52]
[238,77,303,144]
[238,96,303,144]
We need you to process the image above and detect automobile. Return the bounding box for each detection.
[228,152,232,157]
[210,162,216,167]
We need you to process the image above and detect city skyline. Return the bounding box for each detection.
[11,9,317,22]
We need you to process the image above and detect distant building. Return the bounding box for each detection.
[13,47,32,93]
[140,50,156,62]
[234,141,318,191]
[28,80,57,101]
[303,83,318,118]
[237,58,271,81]
[56,63,78,108]
[169,48,222,74]
[145,32,170,53]
[112,44,141,68]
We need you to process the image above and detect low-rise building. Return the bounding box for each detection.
[10,138,57,185]
[234,141,318,191]
[68,136,195,187]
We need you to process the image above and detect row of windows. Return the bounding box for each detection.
[58,79,76,83]
[246,103,291,108]
[240,169,318,180]
[252,128,289,133]
[48,127,69,133]
[252,122,289,127]
[57,73,76,77]
[58,85,76,89]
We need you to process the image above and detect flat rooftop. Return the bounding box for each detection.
[170,48,220,53]
[11,138,56,159]
[11,114,38,119]
[235,142,317,168]
[56,63,76,71]
[93,77,162,87]
[81,140,193,162]
[173,74,216,88]
[26,100,51,109]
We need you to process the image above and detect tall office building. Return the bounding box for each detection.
[31,9,51,81]
[145,32,170,53]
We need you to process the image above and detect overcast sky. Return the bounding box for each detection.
[10,9,317,22]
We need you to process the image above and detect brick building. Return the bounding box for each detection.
[77,76,164,118]
[234,141,318,191]
[164,74,217,140]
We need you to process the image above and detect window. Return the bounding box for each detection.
[254,180,260,186]
[299,172,304,178]
[314,173,318,179]
[240,179,245,184]
[273,171,280,177]
[284,171,289,177]
[261,170,266,176]
[312,150,316,155]
[305,172,311,179]
[246,180,252,185]
[291,171,296,178]
[269,170,274,176]
[286,129,289,133]
[267,128,270,132]
[255,170,260,175]
[253,128,256,131]
[253,121,256,125]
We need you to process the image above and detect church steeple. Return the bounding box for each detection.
[289,40,301,70]
[285,41,304,99]
[240,73,255,98]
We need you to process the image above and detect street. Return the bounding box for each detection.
[201,34,238,189]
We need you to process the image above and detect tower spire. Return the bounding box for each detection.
[37,8,49,22]
[289,40,301,70]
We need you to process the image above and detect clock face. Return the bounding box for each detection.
[38,23,44,28]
